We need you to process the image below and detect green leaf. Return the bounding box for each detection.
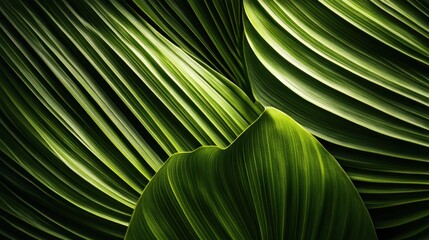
[2,0,427,239]
[132,0,251,94]
[242,1,429,238]
[126,107,376,239]
[322,0,429,65]
[0,0,260,238]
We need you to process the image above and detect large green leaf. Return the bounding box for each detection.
[243,1,429,238]
[0,0,260,238]
[126,107,376,239]
[132,0,251,94]
[2,0,427,239]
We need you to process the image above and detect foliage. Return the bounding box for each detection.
[1,0,427,239]
[126,108,376,240]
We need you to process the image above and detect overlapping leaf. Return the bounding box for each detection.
[0,0,260,238]
[126,107,376,240]
[1,0,428,239]
[132,0,251,94]
[243,1,429,238]
[132,0,429,238]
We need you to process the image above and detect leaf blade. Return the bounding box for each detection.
[126,107,376,239]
